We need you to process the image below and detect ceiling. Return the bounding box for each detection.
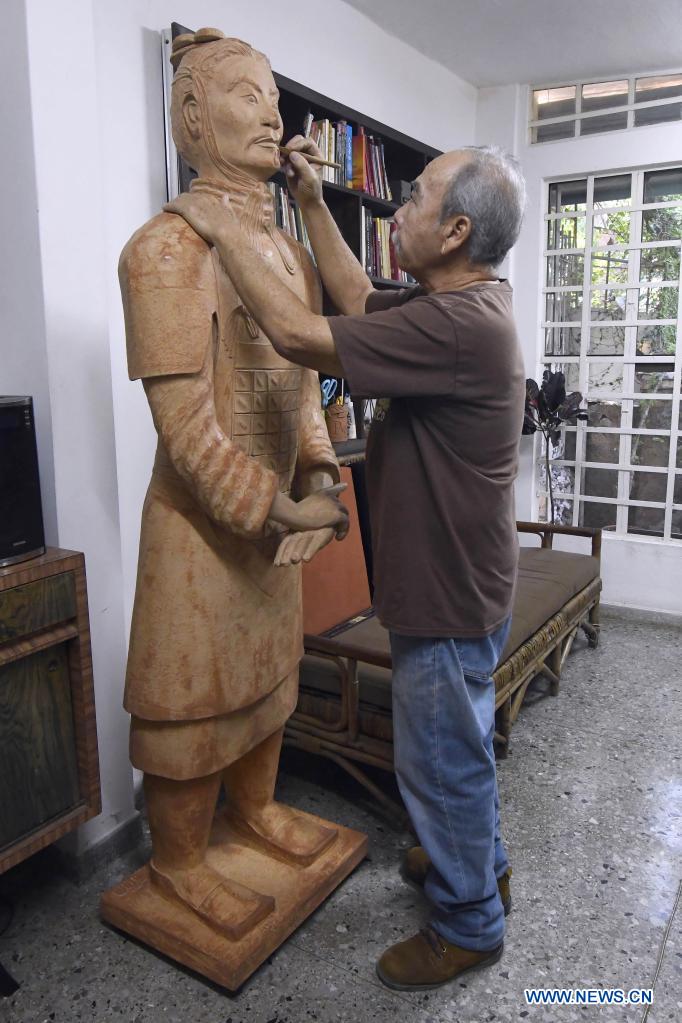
[341,0,682,88]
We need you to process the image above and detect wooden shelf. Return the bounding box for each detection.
[370,276,412,289]
[332,438,367,465]
[355,191,399,214]
[272,72,441,163]
[323,181,399,213]
[271,174,400,214]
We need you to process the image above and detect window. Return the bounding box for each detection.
[539,166,682,541]
[531,73,682,143]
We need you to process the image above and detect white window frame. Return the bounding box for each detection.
[538,165,682,543]
[529,70,682,144]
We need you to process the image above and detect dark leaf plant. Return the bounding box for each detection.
[523,370,588,523]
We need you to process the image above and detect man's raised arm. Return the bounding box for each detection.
[281,138,374,316]
[165,192,345,376]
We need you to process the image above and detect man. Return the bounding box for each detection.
[167,139,526,986]
[119,29,348,941]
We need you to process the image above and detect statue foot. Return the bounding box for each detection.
[149,860,274,940]
[225,802,338,867]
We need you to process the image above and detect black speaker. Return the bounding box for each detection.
[0,396,45,567]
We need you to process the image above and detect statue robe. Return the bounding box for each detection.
[119,177,339,779]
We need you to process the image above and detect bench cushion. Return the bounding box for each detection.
[299,547,600,712]
[505,548,600,659]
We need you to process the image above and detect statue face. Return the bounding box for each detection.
[202,55,283,178]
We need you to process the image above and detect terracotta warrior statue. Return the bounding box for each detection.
[119,28,347,939]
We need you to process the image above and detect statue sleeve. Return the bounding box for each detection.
[143,361,279,539]
[294,246,340,495]
[296,368,340,495]
[121,215,278,537]
[120,215,216,380]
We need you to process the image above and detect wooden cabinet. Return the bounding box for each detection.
[0,549,101,873]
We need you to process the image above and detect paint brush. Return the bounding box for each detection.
[279,145,342,170]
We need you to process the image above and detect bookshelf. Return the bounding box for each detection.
[163,25,442,437]
[271,72,441,296]
[270,73,441,438]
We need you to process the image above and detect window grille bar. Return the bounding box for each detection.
[540,163,682,541]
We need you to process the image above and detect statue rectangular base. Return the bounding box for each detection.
[100,810,367,990]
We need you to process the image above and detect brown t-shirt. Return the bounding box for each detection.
[329,281,525,638]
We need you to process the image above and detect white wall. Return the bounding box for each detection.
[21,0,136,850]
[1,0,57,544]
[476,85,682,614]
[8,0,477,851]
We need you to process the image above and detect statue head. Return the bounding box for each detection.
[170,28,283,182]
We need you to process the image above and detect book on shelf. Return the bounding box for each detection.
[379,142,391,200]
[370,139,380,197]
[366,132,375,196]
[267,181,313,259]
[300,114,392,199]
[351,127,392,200]
[361,209,413,284]
[353,126,368,192]
[308,118,354,187]
[269,185,414,284]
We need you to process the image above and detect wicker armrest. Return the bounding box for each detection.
[303,632,392,670]
[516,521,602,563]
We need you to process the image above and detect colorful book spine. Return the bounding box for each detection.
[366,136,375,196]
[379,142,392,201]
[326,120,333,181]
[336,121,345,186]
[266,181,315,260]
[371,138,381,199]
[360,215,412,282]
[360,205,367,272]
[364,209,373,274]
[382,220,391,278]
[353,127,368,191]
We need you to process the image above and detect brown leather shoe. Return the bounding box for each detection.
[403,846,512,916]
[377,927,503,991]
[497,865,512,916]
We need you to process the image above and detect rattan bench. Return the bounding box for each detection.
[285,472,602,811]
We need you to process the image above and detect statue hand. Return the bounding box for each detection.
[268,484,348,535]
[274,527,336,567]
[164,192,236,246]
[280,135,324,207]
[290,484,349,534]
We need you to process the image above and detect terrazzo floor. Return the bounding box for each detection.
[1,607,680,1023]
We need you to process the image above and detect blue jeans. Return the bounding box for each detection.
[390,616,511,951]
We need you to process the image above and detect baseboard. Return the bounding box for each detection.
[601,602,682,626]
[53,812,144,883]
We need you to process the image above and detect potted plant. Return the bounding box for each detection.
[523,370,588,523]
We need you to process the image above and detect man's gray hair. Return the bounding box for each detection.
[440,145,526,268]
